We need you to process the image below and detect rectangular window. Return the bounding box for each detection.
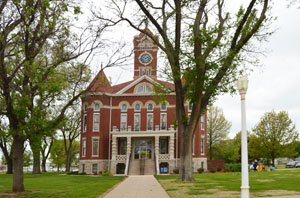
[139,68,143,76]
[201,136,205,155]
[92,137,99,157]
[82,139,86,157]
[160,113,167,130]
[147,113,153,131]
[160,138,167,154]
[83,114,87,132]
[93,113,100,132]
[120,114,127,131]
[201,115,205,130]
[82,164,85,173]
[92,164,98,174]
[134,114,140,131]
[119,138,127,155]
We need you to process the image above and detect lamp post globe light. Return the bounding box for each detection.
[237,76,249,198]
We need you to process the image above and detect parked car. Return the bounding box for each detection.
[295,162,300,168]
[285,161,298,168]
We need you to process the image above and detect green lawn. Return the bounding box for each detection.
[155,168,300,198]
[0,173,125,198]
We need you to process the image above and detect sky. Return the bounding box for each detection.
[96,1,300,138]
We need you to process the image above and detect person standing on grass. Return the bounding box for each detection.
[253,160,258,171]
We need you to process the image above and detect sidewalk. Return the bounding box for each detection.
[102,175,170,198]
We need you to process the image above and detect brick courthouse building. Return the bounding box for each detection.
[79,29,207,175]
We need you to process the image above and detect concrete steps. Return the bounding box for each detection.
[129,159,155,175]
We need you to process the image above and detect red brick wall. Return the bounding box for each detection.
[207,160,225,170]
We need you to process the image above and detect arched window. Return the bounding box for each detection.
[147,103,153,111]
[121,104,127,112]
[161,103,167,111]
[145,85,152,92]
[83,104,88,112]
[94,103,100,111]
[137,85,144,93]
[134,103,141,111]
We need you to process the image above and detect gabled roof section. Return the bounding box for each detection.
[115,75,175,95]
[87,69,112,93]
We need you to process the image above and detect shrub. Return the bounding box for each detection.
[217,168,222,172]
[99,171,103,175]
[225,163,241,172]
[197,168,204,173]
[102,170,113,176]
[67,171,79,175]
[173,168,179,174]
[209,168,217,173]
[223,167,230,172]
[79,172,86,175]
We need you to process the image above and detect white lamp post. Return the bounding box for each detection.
[237,76,249,198]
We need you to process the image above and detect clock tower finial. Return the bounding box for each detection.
[133,29,158,79]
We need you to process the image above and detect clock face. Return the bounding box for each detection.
[139,53,152,65]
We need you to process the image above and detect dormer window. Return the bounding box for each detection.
[94,103,100,111]
[135,83,153,93]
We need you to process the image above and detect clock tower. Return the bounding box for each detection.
[133,29,158,79]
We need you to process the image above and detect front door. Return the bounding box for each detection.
[134,140,152,159]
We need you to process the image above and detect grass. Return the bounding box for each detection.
[155,168,300,198]
[0,172,125,198]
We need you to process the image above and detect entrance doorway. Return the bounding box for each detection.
[134,140,152,159]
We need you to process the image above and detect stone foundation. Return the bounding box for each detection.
[192,157,208,172]
[79,160,109,174]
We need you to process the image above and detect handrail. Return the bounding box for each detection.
[155,153,160,175]
[125,153,131,175]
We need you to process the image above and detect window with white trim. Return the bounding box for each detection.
[161,103,167,111]
[201,115,205,130]
[121,104,127,112]
[120,114,127,131]
[92,164,98,174]
[147,113,153,130]
[147,103,153,111]
[160,113,167,130]
[201,136,205,155]
[92,137,99,157]
[134,103,141,112]
[134,114,140,131]
[82,139,86,157]
[94,103,100,111]
[83,114,87,132]
[83,104,88,112]
[93,113,100,132]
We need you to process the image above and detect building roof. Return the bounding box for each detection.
[86,70,175,94]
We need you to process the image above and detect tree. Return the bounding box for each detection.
[0,119,13,174]
[295,142,300,157]
[50,140,66,172]
[61,108,81,172]
[97,0,273,180]
[40,135,54,172]
[23,150,32,168]
[252,111,299,166]
[0,0,102,192]
[207,106,231,160]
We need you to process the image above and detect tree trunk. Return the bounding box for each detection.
[12,136,25,192]
[41,158,47,172]
[178,131,194,181]
[65,141,73,172]
[6,158,13,174]
[32,148,41,174]
[65,148,71,172]
[29,137,41,174]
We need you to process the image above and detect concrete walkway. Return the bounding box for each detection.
[102,175,170,198]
